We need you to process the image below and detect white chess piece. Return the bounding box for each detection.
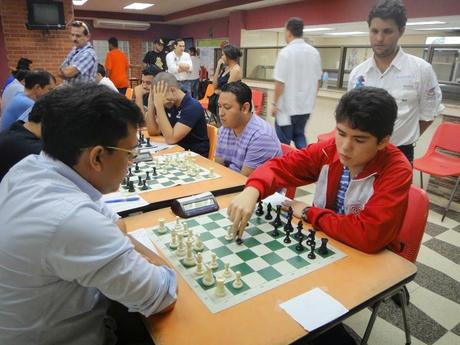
[232,271,243,289]
[157,218,167,234]
[215,276,226,297]
[182,240,196,267]
[223,262,232,279]
[174,216,183,234]
[195,253,204,276]
[224,225,233,241]
[193,234,204,252]
[169,228,178,249]
[176,234,186,257]
[209,253,218,269]
[202,265,215,286]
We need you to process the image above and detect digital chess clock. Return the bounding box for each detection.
[171,192,219,218]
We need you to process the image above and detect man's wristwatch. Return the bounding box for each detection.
[301,206,311,222]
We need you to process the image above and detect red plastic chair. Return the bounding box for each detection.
[252,89,264,116]
[362,184,429,345]
[413,122,460,221]
[281,143,298,199]
[317,129,336,142]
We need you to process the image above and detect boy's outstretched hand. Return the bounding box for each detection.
[227,187,260,239]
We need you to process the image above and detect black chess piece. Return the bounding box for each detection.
[152,167,157,176]
[141,180,149,191]
[135,163,140,172]
[294,220,304,241]
[306,229,316,247]
[138,176,143,186]
[270,225,280,237]
[283,228,291,244]
[128,181,135,193]
[308,242,316,259]
[146,137,152,147]
[236,237,243,245]
[295,235,304,252]
[287,206,293,219]
[265,203,273,220]
[145,171,151,180]
[318,238,329,255]
[255,201,264,216]
[128,167,133,177]
[272,205,283,227]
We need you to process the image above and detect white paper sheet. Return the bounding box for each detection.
[128,228,159,255]
[102,192,148,213]
[280,288,349,331]
[262,191,292,206]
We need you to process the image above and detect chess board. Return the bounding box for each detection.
[120,152,221,194]
[148,207,346,313]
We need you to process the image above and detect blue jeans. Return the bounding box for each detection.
[190,79,199,99]
[179,80,192,94]
[275,114,310,149]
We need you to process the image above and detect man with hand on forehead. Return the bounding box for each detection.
[60,20,97,84]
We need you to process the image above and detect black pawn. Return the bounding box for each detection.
[145,171,151,180]
[308,242,316,259]
[295,235,304,252]
[287,206,293,220]
[283,229,291,244]
[135,163,140,172]
[141,180,149,190]
[294,220,304,241]
[306,229,316,247]
[138,176,143,186]
[128,181,135,193]
[272,205,283,227]
[270,225,280,237]
[152,167,157,176]
[265,203,273,220]
[236,237,243,245]
[318,238,329,255]
[128,168,133,177]
[146,137,152,147]
[255,201,264,216]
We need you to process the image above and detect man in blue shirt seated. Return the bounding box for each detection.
[146,72,210,157]
[1,70,55,130]
[0,84,177,345]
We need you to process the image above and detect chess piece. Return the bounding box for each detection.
[308,242,317,259]
[272,205,283,227]
[145,171,150,180]
[265,203,273,220]
[141,180,149,190]
[128,167,133,177]
[183,240,197,267]
[294,220,304,241]
[169,229,178,249]
[224,225,233,241]
[128,181,135,193]
[202,265,215,286]
[295,235,304,252]
[209,253,218,269]
[174,216,184,234]
[176,234,186,257]
[255,201,264,216]
[215,276,226,297]
[195,253,204,275]
[138,176,143,186]
[283,228,291,243]
[306,229,316,247]
[193,234,204,252]
[236,237,243,245]
[232,271,243,289]
[318,238,329,255]
[152,167,157,176]
[223,262,232,278]
[135,163,140,173]
[146,137,152,147]
[157,218,167,234]
[270,224,280,237]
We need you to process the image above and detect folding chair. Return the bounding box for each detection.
[361,185,429,345]
[125,87,134,101]
[280,143,298,199]
[252,89,264,116]
[207,124,218,161]
[413,122,460,221]
[199,84,220,126]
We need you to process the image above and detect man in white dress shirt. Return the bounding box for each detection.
[166,38,193,94]
[0,84,177,345]
[272,17,322,149]
[348,0,444,163]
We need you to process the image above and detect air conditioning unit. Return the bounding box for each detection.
[93,19,150,31]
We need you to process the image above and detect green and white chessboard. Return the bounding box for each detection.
[120,152,220,194]
[148,208,346,313]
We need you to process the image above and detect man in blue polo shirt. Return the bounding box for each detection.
[146,72,209,157]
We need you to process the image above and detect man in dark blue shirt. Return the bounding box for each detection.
[146,72,209,157]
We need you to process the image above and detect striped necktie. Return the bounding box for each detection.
[334,167,350,214]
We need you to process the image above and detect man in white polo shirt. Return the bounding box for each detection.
[348,0,444,163]
[166,38,193,94]
[272,17,322,149]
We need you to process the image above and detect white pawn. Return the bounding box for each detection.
[193,234,204,252]
[176,234,186,257]
[202,265,215,286]
[174,216,183,234]
[183,240,196,267]
[157,218,167,234]
[169,228,178,249]
[223,262,232,279]
[195,253,204,276]
[209,253,218,269]
[232,271,243,289]
[215,276,226,297]
[224,225,233,241]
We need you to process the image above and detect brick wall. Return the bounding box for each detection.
[0,0,74,83]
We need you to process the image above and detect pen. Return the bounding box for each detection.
[105,197,141,204]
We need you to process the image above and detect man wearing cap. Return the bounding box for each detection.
[143,39,167,71]
[59,20,97,84]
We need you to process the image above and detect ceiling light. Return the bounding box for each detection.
[123,2,154,10]
[72,0,88,5]
[414,27,460,31]
[406,21,446,26]
[326,31,367,36]
[303,28,334,32]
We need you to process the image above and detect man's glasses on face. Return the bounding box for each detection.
[105,146,139,160]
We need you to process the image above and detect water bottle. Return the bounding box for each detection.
[322,71,329,89]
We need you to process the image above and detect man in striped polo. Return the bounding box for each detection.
[215,81,281,177]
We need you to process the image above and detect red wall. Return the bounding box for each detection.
[179,17,229,42]
[0,17,9,92]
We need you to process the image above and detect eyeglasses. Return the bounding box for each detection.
[105,146,139,160]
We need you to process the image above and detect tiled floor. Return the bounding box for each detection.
[294,184,460,345]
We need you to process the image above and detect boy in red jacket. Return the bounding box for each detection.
[228,86,412,254]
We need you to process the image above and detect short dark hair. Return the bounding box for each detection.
[24,70,54,89]
[220,81,253,112]
[189,47,197,55]
[108,37,118,47]
[142,65,162,77]
[16,57,32,71]
[14,69,29,82]
[28,95,47,124]
[97,64,106,77]
[175,38,184,45]
[335,87,397,142]
[222,44,242,61]
[71,20,90,35]
[41,84,144,167]
[286,17,304,38]
[367,0,407,29]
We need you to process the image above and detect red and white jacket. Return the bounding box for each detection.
[246,138,413,254]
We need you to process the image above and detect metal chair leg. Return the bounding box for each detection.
[442,176,460,222]
[420,171,424,189]
[399,287,411,345]
[361,300,382,345]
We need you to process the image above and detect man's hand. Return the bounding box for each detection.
[281,199,308,219]
[152,80,168,110]
[227,187,260,239]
